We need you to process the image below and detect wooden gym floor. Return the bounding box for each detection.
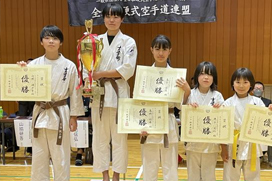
[1,136,272,181]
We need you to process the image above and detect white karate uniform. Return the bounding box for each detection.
[141,64,179,181]
[83,30,137,173]
[260,144,268,152]
[29,54,85,181]
[185,88,224,181]
[142,105,179,181]
[223,94,264,181]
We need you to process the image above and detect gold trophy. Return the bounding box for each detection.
[78,19,104,96]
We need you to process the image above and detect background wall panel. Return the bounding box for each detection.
[1,0,272,114]
[263,0,272,83]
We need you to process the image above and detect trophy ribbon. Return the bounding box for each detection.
[76,33,97,90]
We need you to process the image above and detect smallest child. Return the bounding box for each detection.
[222,67,272,181]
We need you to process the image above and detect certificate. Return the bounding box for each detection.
[240,104,272,146]
[133,65,187,103]
[0,64,51,101]
[70,120,89,148]
[181,105,234,143]
[118,98,169,134]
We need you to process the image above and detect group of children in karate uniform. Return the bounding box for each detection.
[141,35,272,181]
[17,2,272,181]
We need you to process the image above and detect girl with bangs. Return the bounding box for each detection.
[140,35,191,181]
[222,68,272,181]
[185,61,225,181]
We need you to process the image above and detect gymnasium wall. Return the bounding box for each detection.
[1,0,272,114]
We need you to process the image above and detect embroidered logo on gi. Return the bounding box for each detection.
[63,67,68,81]
[128,47,134,56]
[116,45,121,62]
[129,48,134,53]
[210,97,215,106]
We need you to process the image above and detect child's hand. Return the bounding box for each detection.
[220,144,229,163]
[176,78,190,92]
[17,61,28,67]
[176,78,191,104]
[140,131,148,137]
[213,103,221,108]
[69,116,78,132]
[269,104,272,110]
[190,102,199,108]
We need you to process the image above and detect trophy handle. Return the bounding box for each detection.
[97,38,104,55]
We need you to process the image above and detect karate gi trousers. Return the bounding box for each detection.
[223,158,261,181]
[186,150,218,181]
[92,107,128,173]
[142,143,178,181]
[31,128,70,181]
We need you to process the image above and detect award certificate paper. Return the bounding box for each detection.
[181,105,234,143]
[70,120,89,148]
[240,104,272,145]
[133,65,187,103]
[118,98,169,134]
[0,64,51,101]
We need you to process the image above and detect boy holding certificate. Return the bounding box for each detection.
[140,35,191,181]
[222,68,272,181]
[17,25,85,181]
[83,3,137,181]
[185,61,224,181]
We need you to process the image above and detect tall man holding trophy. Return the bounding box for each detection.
[79,3,137,181]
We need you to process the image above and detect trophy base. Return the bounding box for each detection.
[82,87,104,97]
[82,89,93,97]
